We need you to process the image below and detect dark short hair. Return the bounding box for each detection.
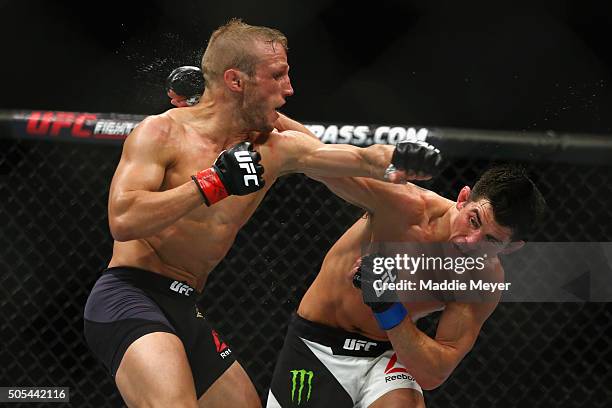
[470,165,547,240]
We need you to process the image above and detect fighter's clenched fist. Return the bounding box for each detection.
[387,140,443,181]
[192,142,265,206]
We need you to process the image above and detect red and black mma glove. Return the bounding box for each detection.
[166,66,205,106]
[388,140,443,179]
[353,254,408,330]
[192,142,265,206]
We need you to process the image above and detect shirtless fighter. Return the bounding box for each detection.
[83,19,441,408]
[267,165,546,407]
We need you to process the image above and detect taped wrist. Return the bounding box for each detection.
[192,167,229,206]
[373,302,407,330]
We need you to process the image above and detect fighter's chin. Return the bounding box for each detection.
[262,110,280,132]
[451,241,469,256]
[257,120,275,134]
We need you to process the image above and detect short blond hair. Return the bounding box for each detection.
[201,19,288,86]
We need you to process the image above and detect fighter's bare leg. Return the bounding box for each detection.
[116,332,198,408]
[197,361,261,408]
[368,389,426,408]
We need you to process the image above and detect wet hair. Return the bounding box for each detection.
[201,18,288,86]
[470,165,547,240]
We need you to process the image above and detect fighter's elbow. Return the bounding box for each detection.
[418,374,448,391]
[395,352,452,391]
[109,216,133,242]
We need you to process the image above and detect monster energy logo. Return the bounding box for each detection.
[290,369,313,404]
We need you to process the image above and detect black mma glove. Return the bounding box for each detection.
[166,66,205,106]
[353,254,407,330]
[192,142,265,206]
[387,140,443,179]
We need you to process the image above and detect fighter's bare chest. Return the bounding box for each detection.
[163,152,216,191]
[160,143,276,227]
[160,136,280,190]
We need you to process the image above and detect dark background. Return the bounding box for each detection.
[1,1,612,408]
[1,0,612,133]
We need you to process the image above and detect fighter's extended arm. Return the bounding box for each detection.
[108,116,203,241]
[319,177,427,214]
[276,129,442,182]
[277,130,394,180]
[386,301,496,390]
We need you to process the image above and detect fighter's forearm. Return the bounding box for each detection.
[109,181,203,242]
[386,318,462,390]
[359,144,394,179]
[300,144,391,180]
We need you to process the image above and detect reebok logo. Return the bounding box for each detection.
[384,353,408,374]
[343,338,377,352]
[290,369,313,405]
[385,373,415,383]
[234,150,259,187]
[211,330,232,359]
[170,281,193,296]
[384,353,415,383]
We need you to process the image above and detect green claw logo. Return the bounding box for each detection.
[290,369,313,404]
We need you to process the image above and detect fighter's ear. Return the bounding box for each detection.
[224,69,244,92]
[456,186,471,209]
[500,240,525,254]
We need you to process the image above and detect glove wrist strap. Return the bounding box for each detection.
[192,167,229,206]
[374,302,407,330]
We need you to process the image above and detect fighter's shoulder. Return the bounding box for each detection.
[388,182,430,209]
[130,112,180,144]
[123,113,182,163]
[420,189,453,219]
[136,109,181,138]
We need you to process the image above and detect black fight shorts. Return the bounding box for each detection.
[84,267,235,397]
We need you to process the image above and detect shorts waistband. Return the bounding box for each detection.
[103,266,198,300]
[291,314,392,357]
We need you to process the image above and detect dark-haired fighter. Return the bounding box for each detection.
[267,166,546,407]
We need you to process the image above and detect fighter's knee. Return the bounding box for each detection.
[369,389,425,408]
[387,392,425,408]
[126,396,198,408]
[118,373,199,408]
[116,333,198,408]
[155,396,198,408]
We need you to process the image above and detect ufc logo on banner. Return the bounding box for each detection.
[234,151,259,187]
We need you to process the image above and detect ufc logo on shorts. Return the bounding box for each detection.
[170,281,193,296]
[343,338,377,352]
[234,151,259,187]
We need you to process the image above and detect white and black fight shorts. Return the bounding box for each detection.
[267,314,421,407]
